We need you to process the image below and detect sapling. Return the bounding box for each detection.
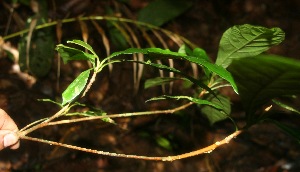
[3,19,300,161]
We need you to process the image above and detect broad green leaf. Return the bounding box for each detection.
[216,24,285,68]
[228,54,300,116]
[146,95,222,109]
[67,40,97,56]
[144,77,182,89]
[201,95,231,125]
[56,44,95,65]
[138,0,192,27]
[108,47,237,92]
[193,48,210,62]
[62,69,91,105]
[269,119,300,143]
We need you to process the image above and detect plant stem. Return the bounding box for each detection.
[34,102,194,128]
[20,130,242,161]
[18,105,69,137]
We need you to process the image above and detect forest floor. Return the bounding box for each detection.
[1,0,300,172]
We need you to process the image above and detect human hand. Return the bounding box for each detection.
[0,108,20,150]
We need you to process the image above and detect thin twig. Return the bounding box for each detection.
[18,105,69,137]
[20,130,242,161]
[82,71,97,97]
[19,118,48,132]
[47,102,194,127]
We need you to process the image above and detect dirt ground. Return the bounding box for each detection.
[1,0,300,172]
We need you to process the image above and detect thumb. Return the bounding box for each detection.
[0,130,20,150]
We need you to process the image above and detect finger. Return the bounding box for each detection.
[0,109,18,131]
[4,132,20,149]
[0,130,20,150]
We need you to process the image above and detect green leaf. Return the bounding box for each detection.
[55,44,95,65]
[201,95,231,125]
[269,119,300,143]
[144,77,182,89]
[105,8,129,49]
[67,40,97,56]
[216,24,285,68]
[179,45,212,77]
[193,48,210,62]
[178,44,193,55]
[66,110,115,124]
[18,17,54,77]
[138,0,192,27]
[37,99,62,107]
[228,54,300,116]
[146,95,222,109]
[108,47,237,92]
[183,53,238,93]
[62,69,91,105]
[273,99,300,115]
[156,136,172,150]
[134,60,214,94]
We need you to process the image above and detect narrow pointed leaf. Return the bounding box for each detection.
[147,95,222,110]
[273,100,300,115]
[67,40,96,56]
[216,24,285,68]
[62,69,91,105]
[108,47,237,92]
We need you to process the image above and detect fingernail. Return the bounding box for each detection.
[4,133,18,148]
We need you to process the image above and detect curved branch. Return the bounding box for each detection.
[20,130,242,161]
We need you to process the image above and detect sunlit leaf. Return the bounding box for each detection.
[273,99,300,115]
[228,54,300,116]
[108,47,237,92]
[216,24,285,68]
[67,40,96,56]
[62,69,91,105]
